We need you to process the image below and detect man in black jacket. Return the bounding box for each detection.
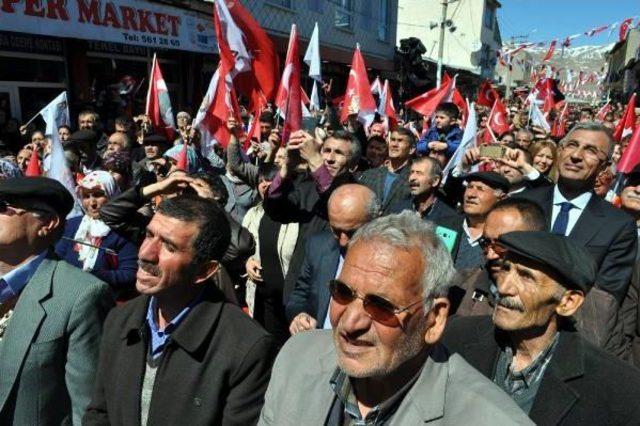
[85,195,277,425]
[515,122,637,304]
[443,231,640,425]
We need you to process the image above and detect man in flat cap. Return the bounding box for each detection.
[443,231,640,425]
[0,177,113,424]
[133,134,169,185]
[448,171,508,270]
[67,129,102,173]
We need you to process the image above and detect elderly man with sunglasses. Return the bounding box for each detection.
[515,122,637,305]
[0,177,114,425]
[443,231,640,425]
[259,212,533,425]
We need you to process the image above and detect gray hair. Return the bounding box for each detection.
[330,130,362,169]
[349,211,455,310]
[177,111,192,121]
[561,121,615,160]
[413,156,443,180]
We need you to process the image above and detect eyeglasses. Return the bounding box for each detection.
[328,279,426,327]
[478,236,508,257]
[561,140,608,160]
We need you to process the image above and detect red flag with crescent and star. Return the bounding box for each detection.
[488,98,510,136]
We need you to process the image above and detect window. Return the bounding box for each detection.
[378,0,389,41]
[483,6,495,29]
[334,0,353,29]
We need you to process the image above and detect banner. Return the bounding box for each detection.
[0,0,216,53]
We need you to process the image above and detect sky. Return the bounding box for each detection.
[498,0,639,47]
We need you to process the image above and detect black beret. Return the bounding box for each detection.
[625,164,640,187]
[464,171,510,193]
[497,231,596,293]
[0,177,74,218]
[142,134,168,146]
[68,129,98,145]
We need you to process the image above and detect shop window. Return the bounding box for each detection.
[0,56,65,83]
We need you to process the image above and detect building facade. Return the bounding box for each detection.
[606,27,640,99]
[0,0,397,128]
[396,0,502,79]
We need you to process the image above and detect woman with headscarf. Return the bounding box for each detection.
[55,170,138,295]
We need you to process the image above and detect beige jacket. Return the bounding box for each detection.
[242,204,299,314]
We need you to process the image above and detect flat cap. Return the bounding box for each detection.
[464,171,510,193]
[68,129,98,145]
[0,177,74,218]
[142,134,168,145]
[497,230,596,293]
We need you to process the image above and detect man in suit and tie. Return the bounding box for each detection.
[286,184,380,334]
[359,127,414,214]
[515,122,637,304]
[260,213,533,425]
[0,177,114,425]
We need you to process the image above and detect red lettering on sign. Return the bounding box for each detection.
[1,0,19,13]
[167,15,180,37]
[102,1,121,28]
[46,0,70,20]
[25,0,45,17]
[77,0,101,25]
[137,9,156,33]
[119,6,138,31]
[154,12,167,35]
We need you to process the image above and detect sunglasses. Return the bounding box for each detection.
[328,280,426,327]
[478,236,508,257]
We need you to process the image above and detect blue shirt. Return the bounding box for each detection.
[0,251,48,304]
[145,293,203,359]
[383,171,399,202]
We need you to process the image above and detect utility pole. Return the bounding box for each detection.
[505,34,528,100]
[436,1,448,88]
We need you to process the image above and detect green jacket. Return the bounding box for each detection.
[0,255,114,425]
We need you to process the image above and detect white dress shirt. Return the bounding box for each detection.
[323,254,345,330]
[551,185,592,236]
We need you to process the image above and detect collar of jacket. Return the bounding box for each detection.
[120,284,226,355]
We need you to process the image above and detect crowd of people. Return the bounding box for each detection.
[1,86,640,425]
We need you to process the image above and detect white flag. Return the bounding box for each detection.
[40,92,81,217]
[309,80,321,111]
[530,101,550,132]
[442,102,477,184]
[303,22,322,82]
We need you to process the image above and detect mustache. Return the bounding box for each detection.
[138,260,162,277]
[496,296,525,312]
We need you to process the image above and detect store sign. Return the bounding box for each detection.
[0,0,217,54]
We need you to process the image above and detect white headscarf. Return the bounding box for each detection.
[73,171,120,271]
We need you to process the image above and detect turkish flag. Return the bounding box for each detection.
[596,103,612,121]
[378,79,398,131]
[145,54,176,141]
[542,40,557,62]
[477,80,498,108]
[488,98,510,136]
[620,18,634,42]
[176,142,189,171]
[274,24,302,143]
[551,104,568,138]
[225,0,279,108]
[617,126,640,173]
[405,73,455,118]
[340,45,377,125]
[614,93,637,142]
[25,149,41,177]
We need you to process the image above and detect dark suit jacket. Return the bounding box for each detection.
[515,185,637,304]
[358,164,411,214]
[285,231,340,325]
[55,216,139,291]
[0,254,113,426]
[442,316,640,425]
[83,285,277,426]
